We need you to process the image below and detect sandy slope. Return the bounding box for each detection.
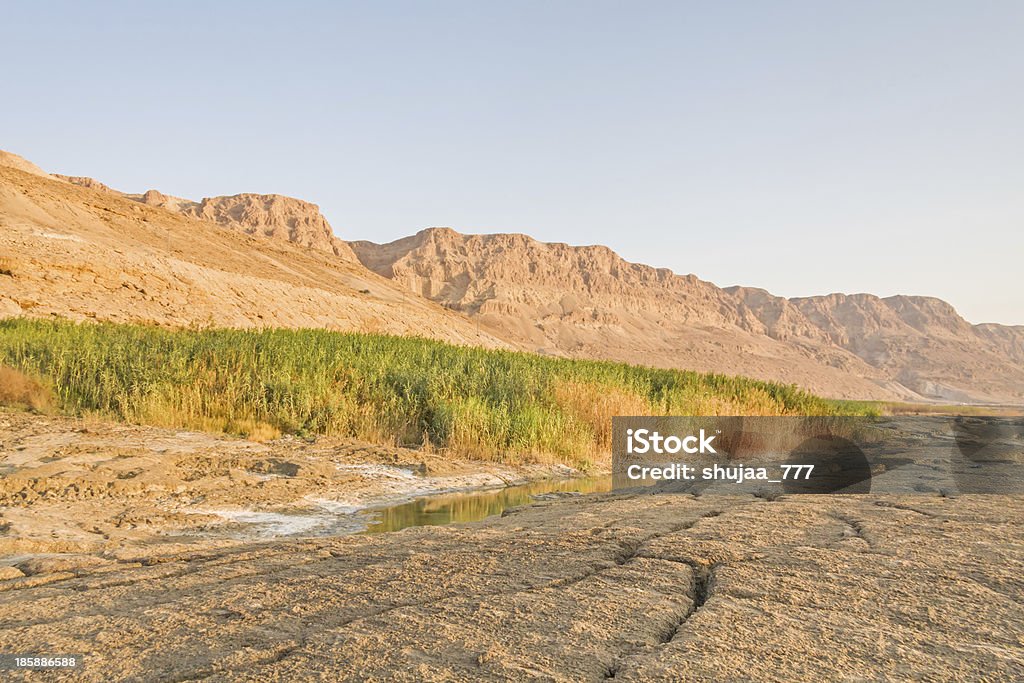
[0,164,507,347]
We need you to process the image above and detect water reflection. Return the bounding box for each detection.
[360,476,612,534]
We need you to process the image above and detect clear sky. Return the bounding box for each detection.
[4,1,1022,324]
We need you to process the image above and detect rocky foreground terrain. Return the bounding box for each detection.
[0,412,571,557]
[3,149,1023,403]
[0,411,1019,681]
[0,488,1020,681]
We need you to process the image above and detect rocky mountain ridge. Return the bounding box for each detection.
[3,149,1022,403]
[351,228,1024,403]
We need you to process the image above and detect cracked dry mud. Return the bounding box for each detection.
[0,412,576,555]
[0,490,1021,681]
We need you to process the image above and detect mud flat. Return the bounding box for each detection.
[0,412,1022,680]
[0,411,580,556]
[0,492,1021,680]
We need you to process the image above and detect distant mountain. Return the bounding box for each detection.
[4,149,1021,403]
[729,288,1024,403]
[352,228,1024,404]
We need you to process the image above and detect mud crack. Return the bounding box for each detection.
[600,558,722,680]
[659,560,718,643]
[829,512,878,551]
[874,500,944,519]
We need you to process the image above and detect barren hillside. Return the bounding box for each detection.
[4,149,1021,404]
[352,229,1024,403]
[55,172,357,260]
[0,160,506,347]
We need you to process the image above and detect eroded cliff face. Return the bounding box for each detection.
[352,228,1024,404]
[731,288,1024,402]
[353,228,756,325]
[53,173,357,261]
[180,193,358,261]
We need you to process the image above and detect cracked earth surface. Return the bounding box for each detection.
[0,490,1021,681]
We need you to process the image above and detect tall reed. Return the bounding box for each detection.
[0,319,871,468]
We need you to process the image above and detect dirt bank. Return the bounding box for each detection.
[0,411,579,557]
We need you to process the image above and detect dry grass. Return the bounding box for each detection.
[879,401,1024,417]
[554,380,651,452]
[0,365,53,412]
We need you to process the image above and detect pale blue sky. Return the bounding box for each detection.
[4,1,1022,324]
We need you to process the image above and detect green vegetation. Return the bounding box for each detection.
[0,319,874,468]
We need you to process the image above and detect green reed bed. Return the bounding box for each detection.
[0,318,872,467]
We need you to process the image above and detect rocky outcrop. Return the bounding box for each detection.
[51,175,121,194]
[0,160,508,349]
[353,228,755,326]
[180,194,357,261]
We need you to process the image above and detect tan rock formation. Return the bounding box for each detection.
[352,229,1024,403]
[181,193,357,260]
[51,174,120,194]
[0,161,507,348]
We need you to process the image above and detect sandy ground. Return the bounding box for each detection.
[0,412,1021,681]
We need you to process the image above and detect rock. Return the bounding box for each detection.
[0,566,25,580]
[184,193,358,260]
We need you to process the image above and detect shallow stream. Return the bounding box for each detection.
[207,475,613,540]
[359,475,613,534]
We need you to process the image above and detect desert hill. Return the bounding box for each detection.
[3,149,1022,403]
[0,151,50,178]
[0,160,506,348]
[351,229,1024,403]
[54,173,357,260]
